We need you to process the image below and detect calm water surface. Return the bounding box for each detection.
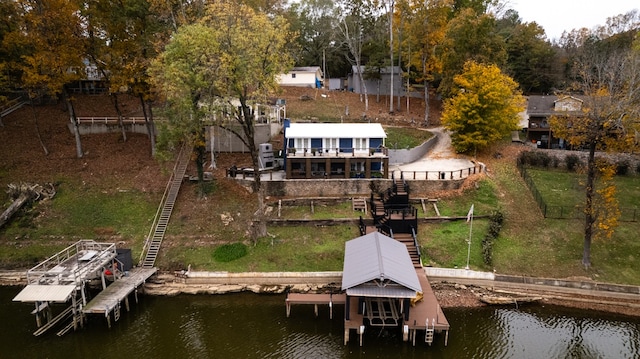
[2,286,639,358]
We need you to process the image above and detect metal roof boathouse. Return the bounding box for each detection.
[341,232,449,346]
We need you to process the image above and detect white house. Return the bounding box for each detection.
[283,122,388,179]
[277,67,324,88]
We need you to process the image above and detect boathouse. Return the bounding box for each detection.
[284,122,389,179]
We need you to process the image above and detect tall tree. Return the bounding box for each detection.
[84,0,164,155]
[289,0,349,77]
[441,61,524,153]
[549,33,640,269]
[398,0,451,124]
[497,10,558,94]
[338,0,375,110]
[151,1,294,241]
[6,0,86,157]
[438,7,506,98]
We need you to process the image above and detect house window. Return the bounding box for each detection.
[325,138,338,151]
[291,73,296,78]
[354,138,367,151]
[295,138,309,152]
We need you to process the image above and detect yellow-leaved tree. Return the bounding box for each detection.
[549,34,640,269]
[441,61,525,154]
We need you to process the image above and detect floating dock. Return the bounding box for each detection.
[83,267,157,327]
[13,240,156,336]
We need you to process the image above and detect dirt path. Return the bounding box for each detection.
[425,126,455,159]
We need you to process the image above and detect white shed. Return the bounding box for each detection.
[278,67,324,88]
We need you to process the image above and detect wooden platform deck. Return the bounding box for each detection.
[285,293,346,319]
[83,267,157,317]
[405,269,450,345]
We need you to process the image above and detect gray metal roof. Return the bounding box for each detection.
[341,232,421,297]
[13,284,76,303]
[527,95,586,116]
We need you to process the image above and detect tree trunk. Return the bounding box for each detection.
[29,101,49,155]
[0,193,30,229]
[388,0,394,113]
[583,141,597,268]
[111,93,127,142]
[64,90,83,158]
[239,99,266,242]
[140,95,156,157]
[195,127,206,194]
[423,57,430,126]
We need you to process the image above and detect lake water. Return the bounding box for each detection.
[2,286,639,358]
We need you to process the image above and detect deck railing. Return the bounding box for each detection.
[395,164,483,181]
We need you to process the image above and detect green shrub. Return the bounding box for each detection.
[482,211,504,266]
[213,243,248,262]
[616,160,630,176]
[565,154,581,171]
[517,151,552,168]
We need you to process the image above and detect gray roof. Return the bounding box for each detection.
[341,232,421,298]
[527,95,586,116]
[13,284,76,303]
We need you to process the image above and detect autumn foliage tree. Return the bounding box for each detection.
[151,1,294,241]
[549,33,640,269]
[441,61,525,154]
[5,0,87,157]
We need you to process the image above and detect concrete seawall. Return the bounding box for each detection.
[3,269,639,297]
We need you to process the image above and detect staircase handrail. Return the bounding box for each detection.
[138,142,187,264]
[411,226,422,265]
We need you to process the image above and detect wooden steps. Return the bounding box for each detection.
[352,197,367,212]
[393,233,421,268]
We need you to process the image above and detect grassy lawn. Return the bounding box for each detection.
[527,168,640,209]
[0,178,159,268]
[159,225,359,272]
[492,162,640,285]
[385,127,433,150]
[276,201,355,219]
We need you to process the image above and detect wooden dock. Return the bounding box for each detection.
[285,293,345,319]
[83,267,157,327]
[406,269,450,346]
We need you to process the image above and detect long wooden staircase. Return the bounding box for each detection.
[140,144,190,268]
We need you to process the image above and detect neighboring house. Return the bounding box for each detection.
[283,122,389,179]
[67,59,109,94]
[207,98,286,153]
[347,66,405,97]
[277,67,324,88]
[526,95,585,149]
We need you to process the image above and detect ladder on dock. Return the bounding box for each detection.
[140,144,190,268]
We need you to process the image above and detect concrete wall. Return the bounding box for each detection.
[208,124,282,153]
[388,136,438,165]
[237,176,467,197]
[73,122,152,135]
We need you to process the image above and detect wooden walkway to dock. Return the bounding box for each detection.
[83,267,157,326]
